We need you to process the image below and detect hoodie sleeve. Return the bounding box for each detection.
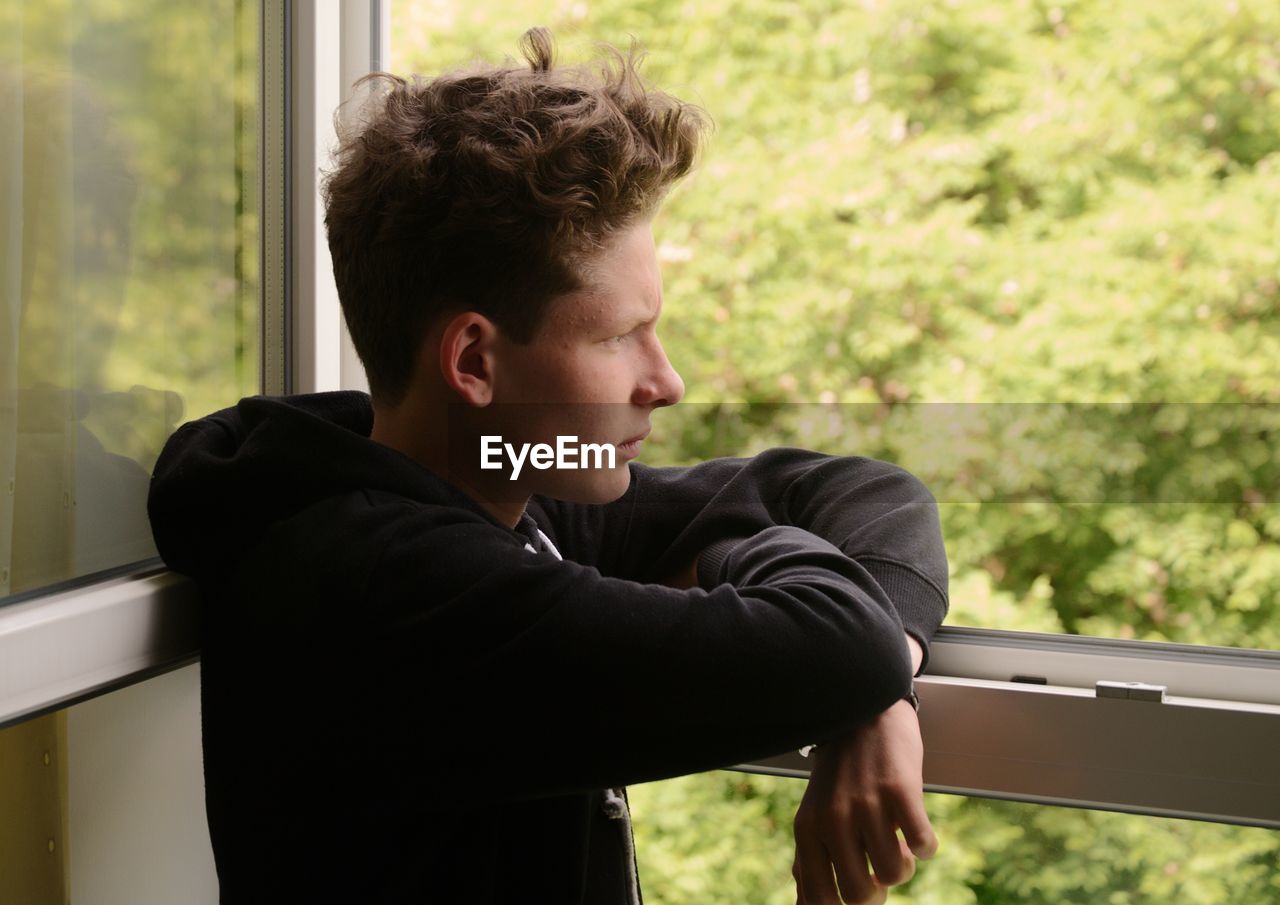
[528,447,949,674]
[357,511,913,806]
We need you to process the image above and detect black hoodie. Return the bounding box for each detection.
[147,391,948,904]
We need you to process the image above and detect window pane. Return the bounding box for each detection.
[629,773,1280,905]
[0,0,259,604]
[392,2,1280,651]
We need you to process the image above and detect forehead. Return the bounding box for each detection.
[546,222,661,332]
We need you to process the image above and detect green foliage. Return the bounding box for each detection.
[396,2,1280,902]
[627,772,803,905]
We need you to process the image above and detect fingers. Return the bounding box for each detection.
[796,828,903,905]
[794,837,840,905]
[896,793,939,861]
[796,815,934,903]
[863,817,915,888]
[827,825,880,905]
[796,855,887,905]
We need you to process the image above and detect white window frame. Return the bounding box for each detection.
[2,0,1277,837]
[288,0,378,395]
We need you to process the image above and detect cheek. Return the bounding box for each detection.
[553,352,625,400]
[505,342,632,406]
[504,353,581,403]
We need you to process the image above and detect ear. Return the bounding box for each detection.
[437,311,499,406]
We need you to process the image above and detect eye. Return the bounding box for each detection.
[602,332,629,345]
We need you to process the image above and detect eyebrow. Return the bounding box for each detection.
[605,295,660,331]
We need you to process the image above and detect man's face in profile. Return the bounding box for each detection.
[483,220,685,503]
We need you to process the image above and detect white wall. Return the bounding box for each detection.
[66,665,216,905]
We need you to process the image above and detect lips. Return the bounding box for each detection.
[617,429,650,456]
[620,429,650,447]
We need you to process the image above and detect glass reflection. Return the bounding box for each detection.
[0,0,258,602]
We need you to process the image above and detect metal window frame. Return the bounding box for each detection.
[263,0,380,396]
[261,0,290,396]
[0,568,197,730]
[287,0,379,395]
[738,628,1280,829]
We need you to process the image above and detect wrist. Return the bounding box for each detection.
[905,633,924,676]
[903,681,920,713]
[799,683,919,757]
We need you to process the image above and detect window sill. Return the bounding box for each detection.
[0,568,199,730]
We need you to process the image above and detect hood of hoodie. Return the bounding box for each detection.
[147,391,497,580]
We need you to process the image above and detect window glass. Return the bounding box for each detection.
[0,0,259,604]
[629,772,1280,905]
[393,1,1280,652]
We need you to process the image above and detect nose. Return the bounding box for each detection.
[634,337,684,409]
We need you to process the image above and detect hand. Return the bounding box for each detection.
[792,700,937,904]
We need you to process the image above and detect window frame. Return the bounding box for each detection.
[739,627,1280,830]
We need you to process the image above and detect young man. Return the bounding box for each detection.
[148,27,946,905]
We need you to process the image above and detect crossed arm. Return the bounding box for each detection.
[537,450,947,902]
[661,557,938,905]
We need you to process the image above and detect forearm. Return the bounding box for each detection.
[669,557,922,679]
[697,541,939,677]
[543,450,949,665]
[702,453,949,668]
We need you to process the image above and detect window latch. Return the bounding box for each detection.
[1096,680,1167,703]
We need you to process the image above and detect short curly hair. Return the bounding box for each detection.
[323,27,711,403]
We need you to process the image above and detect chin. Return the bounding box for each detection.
[537,466,633,505]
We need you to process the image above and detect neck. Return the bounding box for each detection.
[370,393,528,529]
